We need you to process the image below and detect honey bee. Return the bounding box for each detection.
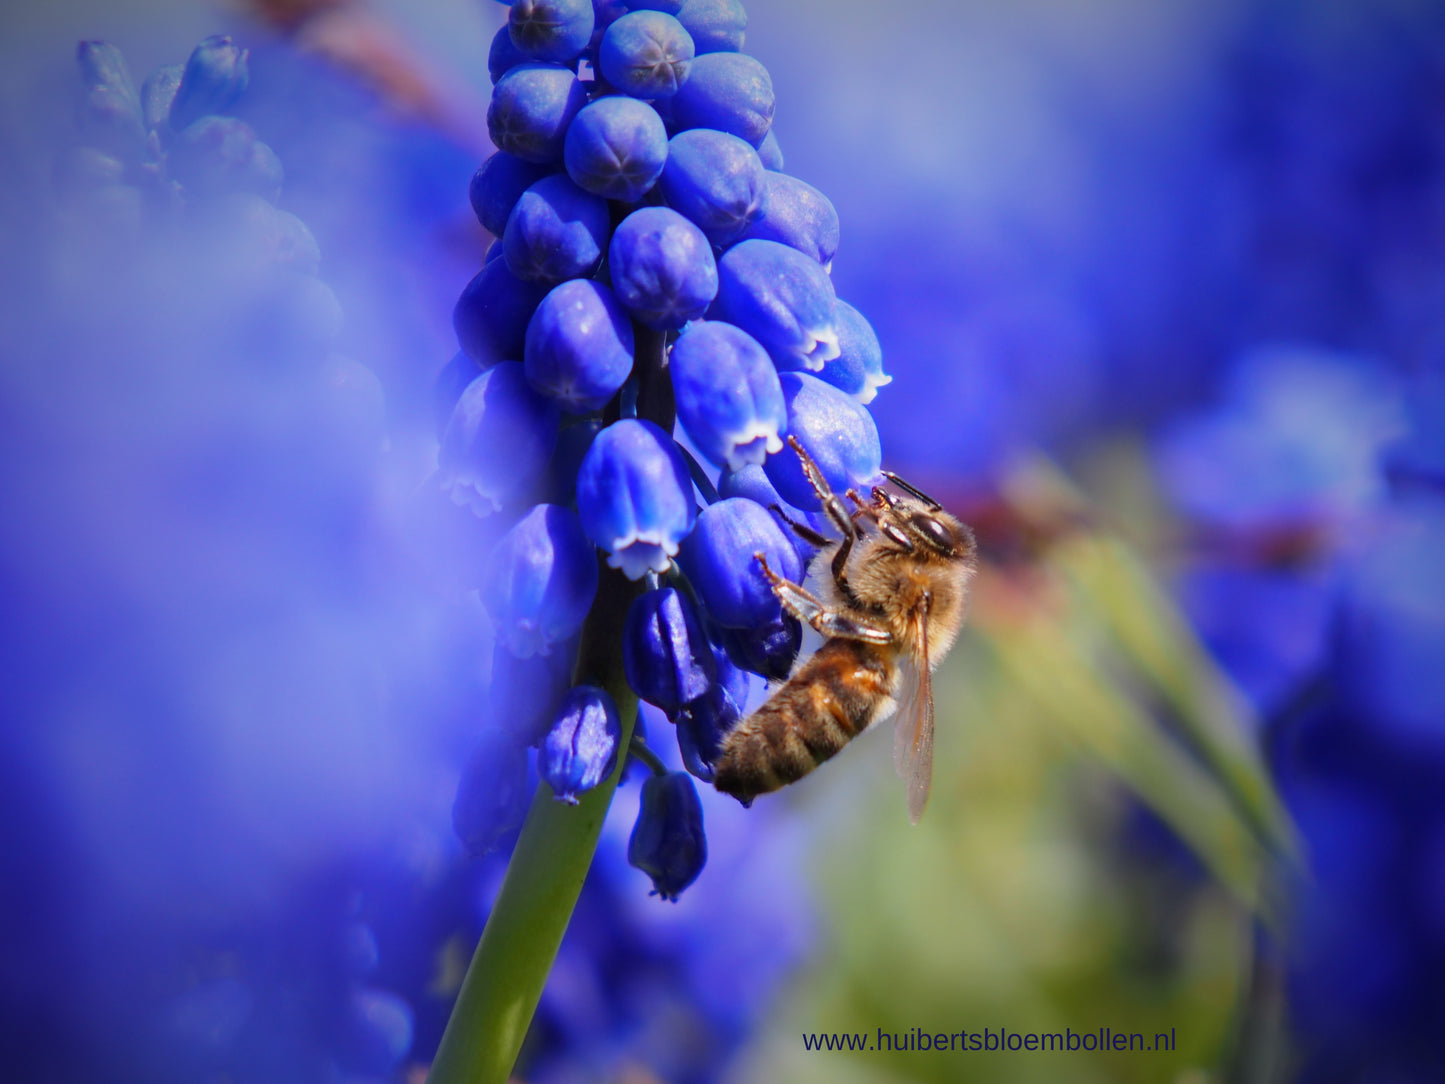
[713,437,978,823]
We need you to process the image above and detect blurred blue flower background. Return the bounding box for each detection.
[3,0,1445,1081]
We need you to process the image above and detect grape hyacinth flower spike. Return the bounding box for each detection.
[52,36,418,1079]
[429,4,898,1080]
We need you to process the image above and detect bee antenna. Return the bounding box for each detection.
[881,470,942,511]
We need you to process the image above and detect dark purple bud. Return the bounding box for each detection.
[482,504,599,658]
[170,35,250,130]
[624,587,717,715]
[628,771,707,900]
[677,0,746,54]
[719,613,802,681]
[676,634,748,780]
[169,116,282,202]
[540,685,622,802]
[598,11,695,99]
[488,63,588,163]
[563,95,669,202]
[502,173,609,283]
[609,206,718,330]
[140,63,182,131]
[489,25,531,84]
[452,732,533,855]
[469,152,557,238]
[764,372,882,511]
[658,128,764,247]
[678,496,801,628]
[438,361,559,516]
[453,259,550,365]
[75,41,145,154]
[735,171,840,268]
[524,278,636,413]
[492,639,578,746]
[509,0,595,64]
[669,51,773,146]
[718,463,826,565]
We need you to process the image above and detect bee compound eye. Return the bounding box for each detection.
[914,516,954,553]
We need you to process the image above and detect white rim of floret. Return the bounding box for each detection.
[723,425,785,472]
[444,476,502,517]
[605,533,681,580]
[501,620,551,659]
[797,325,841,371]
[853,369,893,406]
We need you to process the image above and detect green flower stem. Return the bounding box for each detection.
[627,734,668,777]
[427,566,642,1084]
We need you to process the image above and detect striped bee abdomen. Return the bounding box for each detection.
[713,638,898,802]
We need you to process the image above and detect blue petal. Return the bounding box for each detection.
[576,419,697,578]
[627,771,707,900]
[488,63,588,162]
[764,372,881,511]
[598,11,695,98]
[609,206,718,330]
[815,298,890,404]
[669,51,773,146]
[482,504,599,657]
[503,173,609,283]
[623,587,717,714]
[713,238,839,370]
[540,685,622,802]
[439,361,560,516]
[658,128,764,246]
[524,279,635,413]
[678,496,801,628]
[509,0,595,64]
[670,320,786,470]
[564,96,669,202]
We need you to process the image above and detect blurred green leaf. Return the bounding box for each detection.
[1055,532,1299,861]
[976,607,1271,916]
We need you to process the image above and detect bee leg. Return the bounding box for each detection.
[754,553,891,644]
[846,489,884,529]
[786,437,869,606]
[810,610,892,643]
[788,436,856,542]
[768,503,831,548]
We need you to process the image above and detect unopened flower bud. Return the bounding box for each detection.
[628,771,707,901]
[540,685,621,802]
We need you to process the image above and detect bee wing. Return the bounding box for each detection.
[892,604,934,825]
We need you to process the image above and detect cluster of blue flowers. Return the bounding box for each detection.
[1156,348,1445,1079]
[10,36,438,1081]
[443,0,890,900]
